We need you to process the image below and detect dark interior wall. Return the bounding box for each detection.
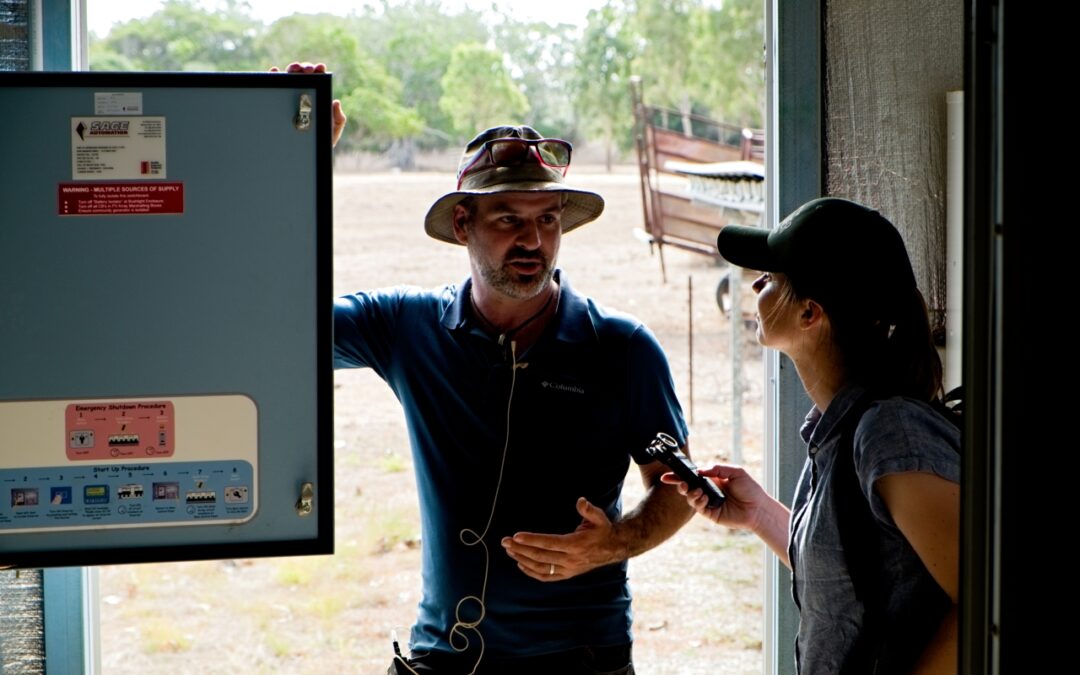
[0,0,30,71]
[823,0,963,324]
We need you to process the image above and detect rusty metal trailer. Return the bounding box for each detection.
[630,77,764,315]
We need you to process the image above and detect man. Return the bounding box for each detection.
[304,63,694,675]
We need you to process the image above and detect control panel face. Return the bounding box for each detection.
[0,72,333,567]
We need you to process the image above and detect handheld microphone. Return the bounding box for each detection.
[645,432,725,509]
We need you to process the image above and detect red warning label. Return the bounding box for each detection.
[58,182,183,216]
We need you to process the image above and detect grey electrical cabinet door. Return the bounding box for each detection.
[0,72,334,568]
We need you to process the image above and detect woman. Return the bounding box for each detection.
[663,198,960,674]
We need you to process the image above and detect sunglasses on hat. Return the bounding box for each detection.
[457,137,572,189]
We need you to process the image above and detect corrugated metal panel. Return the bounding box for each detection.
[0,569,46,673]
[0,0,30,71]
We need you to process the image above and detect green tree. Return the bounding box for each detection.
[357,1,489,147]
[88,37,137,71]
[86,0,764,168]
[687,0,764,127]
[630,0,700,134]
[259,14,423,151]
[491,15,579,140]
[571,1,639,169]
[439,43,528,140]
[92,0,265,72]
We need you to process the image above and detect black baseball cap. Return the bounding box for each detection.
[716,197,917,319]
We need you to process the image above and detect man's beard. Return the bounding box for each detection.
[470,245,555,300]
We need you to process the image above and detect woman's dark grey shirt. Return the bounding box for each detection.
[788,384,960,674]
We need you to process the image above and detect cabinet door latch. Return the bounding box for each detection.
[294,94,312,131]
[295,482,314,516]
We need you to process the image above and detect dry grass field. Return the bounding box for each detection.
[97,163,768,674]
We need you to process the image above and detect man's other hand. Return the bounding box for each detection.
[500,497,625,582]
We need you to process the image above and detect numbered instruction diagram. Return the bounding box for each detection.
[0,395,258,534]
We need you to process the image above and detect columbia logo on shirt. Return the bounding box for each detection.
[541,381,585,395]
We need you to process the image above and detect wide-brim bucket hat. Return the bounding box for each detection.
[424,125,605,244]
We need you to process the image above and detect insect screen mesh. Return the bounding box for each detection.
[823,0,963,338]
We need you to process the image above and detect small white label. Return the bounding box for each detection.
[94,92,143,115]
[71,116,167,180]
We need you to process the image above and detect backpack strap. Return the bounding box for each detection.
[937,386,964,427]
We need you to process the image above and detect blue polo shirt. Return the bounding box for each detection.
[333,270,688,659]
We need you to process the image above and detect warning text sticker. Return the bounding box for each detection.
[71,116,166,180]
[58,182,184,216]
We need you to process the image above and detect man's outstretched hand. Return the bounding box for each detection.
[500,497,627,582]
[270,62,347,148]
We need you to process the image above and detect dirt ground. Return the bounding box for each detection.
[97,164,767,674]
